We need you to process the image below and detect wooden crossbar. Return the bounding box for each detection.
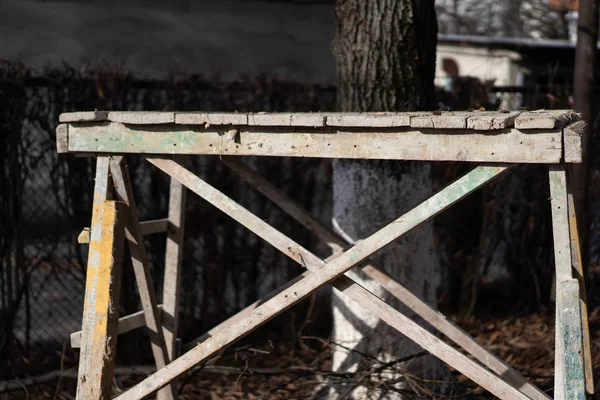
[62,122,563,163]
[221,158,549,400]
[77,218,169,244]
[70,305,163,348]
[111,159,528,400]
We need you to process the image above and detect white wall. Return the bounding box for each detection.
[435,44,524,87]
[0,0,336,81]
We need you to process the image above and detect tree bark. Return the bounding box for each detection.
[572,0,598,280]
[328,1,447,398]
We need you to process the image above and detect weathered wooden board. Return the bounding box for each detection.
[248,113,326,127]
[162,156,187,363]
[222,159,549,400]
[515,110,580,129]
[556,279,586,400]
[567,188,595,395]
[175,112,248,126]
[467,111,522,130]
[71,305,164,348]
[64,123,563,163]
[326,112,414,127]
[117,161,525,400]
[59,111,108,123]
[549,166,586,400]
[78,218,169,244]
[567,187,595,394]
[108,111,175,124]
[564,121,586,163]
[109,159,176,400]
[549,167,575,282]
[59,110,581,132]
[56,124,68,153]
[411,112,473,129]
[76,200,126,400]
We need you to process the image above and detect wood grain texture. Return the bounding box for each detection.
[248,113,326,127]
[71,305,164,348]
[56,124,68,153]
[549,167,574,282]
[162,156,187,364]
[78,218,169,244]
[59,111,108,123]
[60,110,580,130]
[76,200,126,400]
[564,121,586,163]
[410,112,473,129]
[66,123,563,163]
[108,111,175,124]
[556,279,586,400]
[515,110,580,129]
[76,157,112,399]
[326,112,413,127]
[549,165,585,400]
[567,188,595,394]
[467,111,521,130]
[175,112,248,126]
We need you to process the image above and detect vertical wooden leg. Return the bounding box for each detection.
[159,157,187,398]
[76,200,126,400]
[549,166,585,400]
[162,157,187,359]
[77,157,112,398]
[566,174,595,395]
[109,158,176,400]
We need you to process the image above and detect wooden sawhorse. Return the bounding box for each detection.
[57,110,593,399]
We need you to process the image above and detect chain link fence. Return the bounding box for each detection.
[0,62,336,379]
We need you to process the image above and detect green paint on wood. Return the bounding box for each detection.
[559,279,586,399]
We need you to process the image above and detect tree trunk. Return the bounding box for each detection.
[573,0,598,280]
[328,1,448,398]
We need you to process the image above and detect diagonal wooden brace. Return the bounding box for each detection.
[113,159,527,400]
[109,158,176,400]
[172,158,545,399]
[221,158,549,400]
[566,177,594,395]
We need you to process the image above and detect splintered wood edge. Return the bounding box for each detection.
[59,111,109,123]
[410,113,473,129]
[564,120,586,163]
[60,110,580,131]
[325,113,414,127]
[175,113,248,126]
[515,110,581,129]
[467,111,522,130]
[108,111,175,124]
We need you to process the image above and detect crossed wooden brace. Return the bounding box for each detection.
[76,156,589,400]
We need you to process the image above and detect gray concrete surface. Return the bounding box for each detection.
[0,0,335,81]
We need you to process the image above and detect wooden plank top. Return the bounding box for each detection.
[58,110,580,130]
